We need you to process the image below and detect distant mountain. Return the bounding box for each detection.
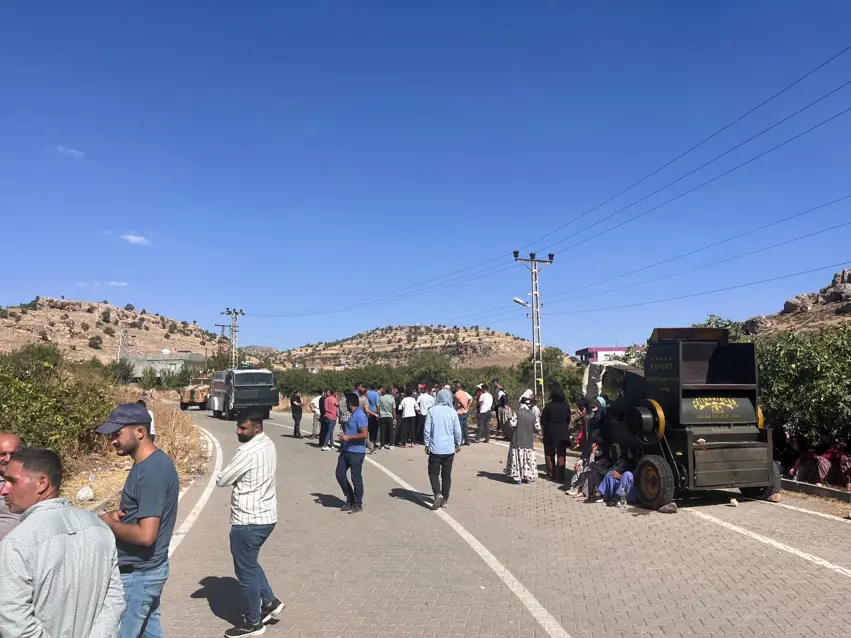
[243,324,531,370]
[0,297,225,363]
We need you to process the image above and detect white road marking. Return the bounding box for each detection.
[687,510,851,579]
[265,418,570,636]
[168,426,222,558]
[751,499,851,524]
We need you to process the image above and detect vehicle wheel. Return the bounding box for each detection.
[263,408,271,420]
[179,402,187,411]
[636,454,675,510]
[740,462,782,500]
[212,410,222,418]
[224,401,233,420]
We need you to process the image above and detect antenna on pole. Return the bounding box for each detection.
[221,308,245,369]
[513,251,555,407]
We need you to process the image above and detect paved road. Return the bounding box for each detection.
[160,411,851,637]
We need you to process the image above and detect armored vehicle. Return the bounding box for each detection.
[179,377,211,411]
[595,327,779,509]
[209,368,279,420]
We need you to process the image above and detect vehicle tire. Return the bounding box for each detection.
[213,410,222,419]
[224,400,233,420]
[179,402,187,411]
[636,454,676,510]
[740,462,782,500]
[263,408,271,420]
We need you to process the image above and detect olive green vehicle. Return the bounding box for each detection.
[595,327,779,509]
[179,377,211,411]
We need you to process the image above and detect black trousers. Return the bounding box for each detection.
[416,414,426,443]
[318,417,328,447]
[379,417,394,447]
[368,415,379,443]
[399,416,415,445]
[292,413,302,436]
[428,452,455,499]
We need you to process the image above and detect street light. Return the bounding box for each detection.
[512,297,530,308]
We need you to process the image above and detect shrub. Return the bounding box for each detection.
[200,340,206,346]
[103,326,116,336]
[168,323,177,334]
[81,322,90,332]
[141,309,147,314]
[0,309,8,319]
[144,325,150,331]
[20,309,28,315]
[61,313,69,320]
[39,330,49,341]
[88,335,103,349]
[101,310,111,323]
[101,300,109,304]
[124,303,135,312]
[11,312,21,323]
[164,333,170,340]
[86,306,95,314]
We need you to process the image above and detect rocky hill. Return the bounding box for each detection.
[243,324,531,370]
[742,269,851,336]
[0,297,224,363]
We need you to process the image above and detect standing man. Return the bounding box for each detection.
[366,384,381,449]
[416,388,435,445]
[453,383,470,447]
[317,390,329,447]
[424,390,462,510]
[216,408,283,637]
[378,387,397,451]
[290,391,303,439]
[96,403,179,638]
[356,383,378,453]
[475,384,493,443]
[0,448,125,637]
[0,432,22,541]
[321,389,339,451]
[336,393,368,513]
[310,393,322,440]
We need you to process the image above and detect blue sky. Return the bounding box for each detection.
[2,2,850,355]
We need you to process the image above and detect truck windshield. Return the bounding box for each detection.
[233,372,274,386]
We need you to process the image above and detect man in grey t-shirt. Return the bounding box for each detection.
[0,433,22,541]
[97,403,179,638]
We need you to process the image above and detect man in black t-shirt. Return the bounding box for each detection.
[291,391,304,438]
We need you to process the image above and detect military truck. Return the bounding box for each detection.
[209,368,279,420]
[179,377,211,411]
[595,327,779,509]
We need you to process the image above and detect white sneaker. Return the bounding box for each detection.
[321,446,330,451]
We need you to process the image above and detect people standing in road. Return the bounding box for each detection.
[541,387,571,482]
[290,392,303,438]
[318,390,329,448]
[0,448,125,637]
[504,393,540,484]
[398,388,420,448]
[336,393,368,513]
[310,393,322,440]
[322,389,339,451]
[378,387,397,450]
[137,398,156,444]
[424,389,462,510]
[0,432,22,541]
[337,390,352,449]
[216,408,283,637]
[366,384,381,449]
[493,379,511,439]
[453,383,470,447]
[96,403,179,638]
[416,389,435,444]
[475,384,493,443]
[356,383,379,453]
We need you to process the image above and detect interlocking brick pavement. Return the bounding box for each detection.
[161,413,851,637]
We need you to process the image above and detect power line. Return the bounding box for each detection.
[447,194,851,322]
[545,261,851,316]
[246,44,851,320]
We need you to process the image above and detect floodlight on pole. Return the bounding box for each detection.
[512,297,530,307]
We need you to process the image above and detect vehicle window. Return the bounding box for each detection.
[233,372,274,386]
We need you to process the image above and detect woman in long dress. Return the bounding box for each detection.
[504,394,540,483]
[541,387,571,481]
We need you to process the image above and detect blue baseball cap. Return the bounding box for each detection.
[95,403,152,434]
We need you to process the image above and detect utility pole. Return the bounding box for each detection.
[214,324,229,360]
[116,321,130,362]
[513,251,554,407]
[221,308,244,369]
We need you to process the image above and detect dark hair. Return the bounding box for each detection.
[136,399,147,408]
[609,443,622,461]
[12,448,63,488]
[405,387,413,397]
[346,392,360,409]
[481,383,488,390]
[369,383,376,390]
[457,382,464,390]
[237,408,265,425]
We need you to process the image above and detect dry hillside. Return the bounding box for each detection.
[742,269,851,336]
[243,324,531,370]
[0,297,223,363]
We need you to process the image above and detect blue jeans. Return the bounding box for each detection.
[458,413,469,444]
[323,420,337,447]
[598,471,637,504]
[336,451,365,505]
[230,523,277,625]
[118,561,169,638]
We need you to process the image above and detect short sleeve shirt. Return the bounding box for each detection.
[117,449,179,570]
[342,408,368,454]
[367,390,380,413]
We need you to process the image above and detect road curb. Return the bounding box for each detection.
[781,478,851,503]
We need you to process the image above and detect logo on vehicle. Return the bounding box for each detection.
[692,397,738,417]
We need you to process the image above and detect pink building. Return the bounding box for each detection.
[574,346,631,364]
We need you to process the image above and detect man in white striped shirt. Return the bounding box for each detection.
[217,409,283,637]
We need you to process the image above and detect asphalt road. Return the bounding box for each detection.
[158,410,851,637]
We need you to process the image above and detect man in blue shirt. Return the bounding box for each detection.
[336,393,369,514]
[423,390,462,510]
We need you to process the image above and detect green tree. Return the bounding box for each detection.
[88,335,103,350]
[405,352,452,387]
[124,303,135,312]
[140,367,159,390]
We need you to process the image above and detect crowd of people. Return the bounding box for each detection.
[773,428,851,489]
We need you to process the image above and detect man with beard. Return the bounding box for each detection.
[0,432,22,541]
[0,448,125,637]
[217,408,283,637]
[97,403,179,638]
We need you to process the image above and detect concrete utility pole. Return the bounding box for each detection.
[513,251,554,407]
[221,308,244,369]
[214,324,229,360]
[116,321,131,362]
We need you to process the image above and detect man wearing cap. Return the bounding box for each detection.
[97,403,179,638]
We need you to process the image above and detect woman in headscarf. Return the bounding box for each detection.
[541,386,571,481]
[504,392,541,484]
